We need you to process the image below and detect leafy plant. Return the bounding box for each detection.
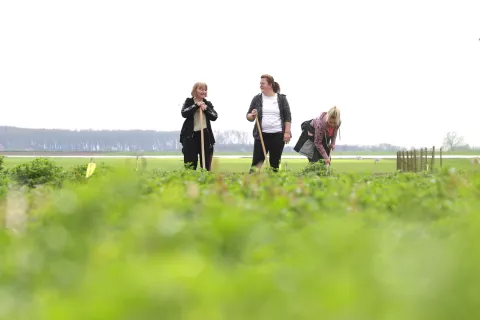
[66,161,113,183]
[0,156,8,197]
[9,158,66,188]
[0,161,479,319]
[298,160,332,177]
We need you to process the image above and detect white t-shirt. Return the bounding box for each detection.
[261,93,282,133]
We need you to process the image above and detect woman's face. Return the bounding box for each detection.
[327,117,337,128]
[260,78,271,93]
[196,86,207,99]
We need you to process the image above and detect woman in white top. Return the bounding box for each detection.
[246,74,292,172]
[180,82,218,170]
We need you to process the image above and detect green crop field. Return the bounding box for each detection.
[0,155,480,318]
[1,156,477,174]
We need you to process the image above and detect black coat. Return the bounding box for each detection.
[179,97,218,146]
[293,119,332,162]
[294,119,318,161]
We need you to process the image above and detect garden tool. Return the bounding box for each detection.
[200,109,206,170]
[255,116,268,169]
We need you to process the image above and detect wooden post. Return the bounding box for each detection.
[410,150,414,172]
[440,147,443,169]
[405,151,409,172]
[414,149,417,172]
[407,150,412,172]
[420,148,423,172]
[402,151,406,172]
[426,148,429,171]
[396,151,400,171]
[431,146,435,173]
[424,148,428,171]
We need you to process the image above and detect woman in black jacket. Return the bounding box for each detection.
[180,82,218,171]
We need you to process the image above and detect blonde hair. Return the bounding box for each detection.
[326,106,341,126]
[191,82,208,98]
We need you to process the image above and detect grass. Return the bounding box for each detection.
[2,156,477,174]
[3,157,395,173]
[2,150,480,156]
[1,157,480,318]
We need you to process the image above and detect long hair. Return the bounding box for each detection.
[326,106,341,126]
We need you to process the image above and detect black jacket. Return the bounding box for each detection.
[293,119,315,154]
[246,93,292,139]
[180,97,218,145]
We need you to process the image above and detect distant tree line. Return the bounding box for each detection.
[0,126,475,153]
[0,126,256,152]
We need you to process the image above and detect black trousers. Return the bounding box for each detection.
[182,129,214,171]
[251,132,285,172]
[309,135,332,163]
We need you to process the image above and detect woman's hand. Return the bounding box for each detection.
[284,132,291,143]
[196,101,207,111]
[247,109,257,121]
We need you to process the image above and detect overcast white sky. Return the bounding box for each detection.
[1,0,479,148]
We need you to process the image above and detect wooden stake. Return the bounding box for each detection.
[255,116,268,167]
[200,109,206,170]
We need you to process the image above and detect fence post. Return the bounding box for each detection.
[405,151,408,172]
[402,151,405,172]
[424,148,428,171]
[431,146,436,173]
[408,150,413,172]
[409,151,413,172]
[420,148,423,172]
[396,151,400,171]
[440,147,443,169]
[413,149,417,172]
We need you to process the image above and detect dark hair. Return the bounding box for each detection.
[261,74,280,93]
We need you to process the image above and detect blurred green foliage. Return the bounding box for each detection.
[0,158,479,319]
[0,156,8,197]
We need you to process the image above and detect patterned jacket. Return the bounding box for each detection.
[293,113,341,161]
[246,93,292,139]
[312,112,341,160]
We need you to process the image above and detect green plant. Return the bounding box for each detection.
[9,158,66,188]
[298,160,332,177]
[66,161,113,183]
[0,161,479,318]
[0,156,8,197]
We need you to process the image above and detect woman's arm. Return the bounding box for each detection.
[314,128,329,160]
[181,99,199,118]
[246,96,258,122]
[204,101,218,121]
[282,95,292,124]
[282,95,292,139]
